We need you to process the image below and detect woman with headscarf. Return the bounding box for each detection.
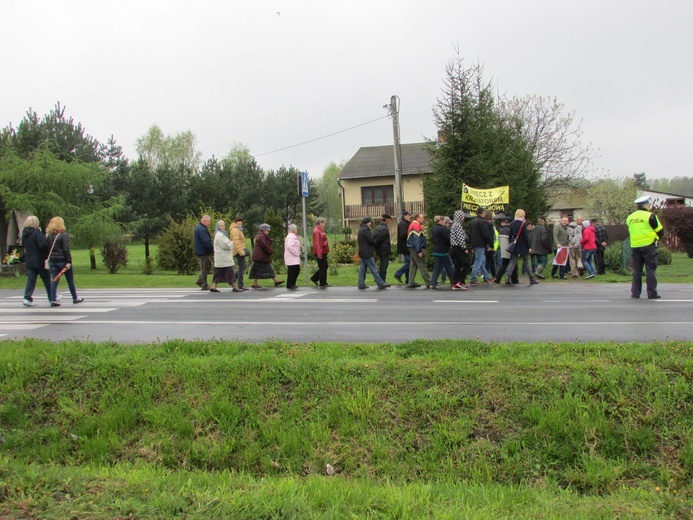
[20,215,53,306]
[210,220,242,293]
[46,216,83,306]
[249,223,284,289]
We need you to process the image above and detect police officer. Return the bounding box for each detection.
[626,196,664,299]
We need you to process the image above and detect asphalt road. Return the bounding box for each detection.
[1,282,692,344]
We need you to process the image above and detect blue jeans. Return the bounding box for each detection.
[394,254,410,283]
[24,267,52,302]
[581,249,596,276]
[49,262,79,302]
[431,254,455,286]
[470,247,491,282]
[358,256,385,288]
[234,255,247,288]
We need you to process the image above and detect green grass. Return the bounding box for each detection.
[1,244,691,289]
[0,339,691,518]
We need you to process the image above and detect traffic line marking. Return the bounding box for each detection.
[0,324,47,330]
[2,320,689,327]
[434,300,499,303]
[0,308,117,314]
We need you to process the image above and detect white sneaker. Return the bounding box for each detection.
[56,294,63,301]
[585,274,595,279]
[23,299,37,307]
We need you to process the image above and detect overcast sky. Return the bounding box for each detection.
[2,0,690,181]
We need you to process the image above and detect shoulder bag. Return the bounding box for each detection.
[505,222,525,254]
[45,233,61,270]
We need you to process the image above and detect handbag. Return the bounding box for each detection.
[45,232,61,270]
[505,221,525,254]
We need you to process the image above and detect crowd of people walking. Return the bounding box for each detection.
[190,207,620,294]
[19,196,660,304]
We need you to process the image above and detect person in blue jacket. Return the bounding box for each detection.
[194,215,213,290]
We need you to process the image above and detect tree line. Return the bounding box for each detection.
[0,105,336,266]
[8,53,669,268]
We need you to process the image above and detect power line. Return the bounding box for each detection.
[253,115,390,158]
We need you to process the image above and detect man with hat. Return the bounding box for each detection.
[357,216,391,290]
[393,211,412,283]
[626,196,664,299]
[374,214,393,283]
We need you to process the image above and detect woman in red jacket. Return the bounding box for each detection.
[580,220,597,279]
[309,217,329,288]
[249,224,284,288]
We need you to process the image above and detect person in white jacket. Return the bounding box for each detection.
[210,220,242,293]
[284,224,301,290]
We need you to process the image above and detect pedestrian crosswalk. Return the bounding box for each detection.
[0,288,380,338]
[0,288,203,338]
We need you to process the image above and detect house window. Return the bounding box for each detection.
[361,185,394,205]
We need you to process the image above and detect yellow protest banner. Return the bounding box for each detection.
[461,184,509,213]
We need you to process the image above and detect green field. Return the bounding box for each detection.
[0,339,691,518]
[1,244,691,289]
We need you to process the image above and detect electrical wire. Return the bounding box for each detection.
[253,114,390,158]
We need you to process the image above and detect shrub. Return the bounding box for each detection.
[662,205,693,258]
[141,256,154,275]
[101,242,128,274]
[657,246,672,265]
[332,241,357,264]
[603,241,623,273]
[157,216,199,275]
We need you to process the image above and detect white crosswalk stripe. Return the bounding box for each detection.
[0,288,198,337]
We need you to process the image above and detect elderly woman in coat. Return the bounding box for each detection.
[249,223,284,289]
[284,223,301,290]
[210,220,242,293]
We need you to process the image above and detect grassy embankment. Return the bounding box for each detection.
[1,244,692,289]
[1,339,691,518]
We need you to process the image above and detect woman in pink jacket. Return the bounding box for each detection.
[580,220,597,279]
[284,224,301,290]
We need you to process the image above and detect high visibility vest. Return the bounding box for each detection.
[493,227,499,250]
[627,210,663,248]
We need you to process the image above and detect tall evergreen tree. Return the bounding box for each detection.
[426,56,546,221]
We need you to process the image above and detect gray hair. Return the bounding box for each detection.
[288,223,298,233]
[316,217,327,225]
[259,223,271,231]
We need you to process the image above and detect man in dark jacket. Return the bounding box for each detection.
[20,215,52,306]
[374,214,392,283]
[530,217,551,278]
[194,215,213,290]
[393,211,412,284]
[469,208,494,285]
[357,217,390,290]
[430,215,458,289]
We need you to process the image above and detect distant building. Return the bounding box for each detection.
[636,189,693,208]
[337,143,430,230]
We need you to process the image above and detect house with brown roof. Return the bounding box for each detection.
[337,142,430,230]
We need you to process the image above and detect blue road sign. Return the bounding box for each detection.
[301,171,309,197]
